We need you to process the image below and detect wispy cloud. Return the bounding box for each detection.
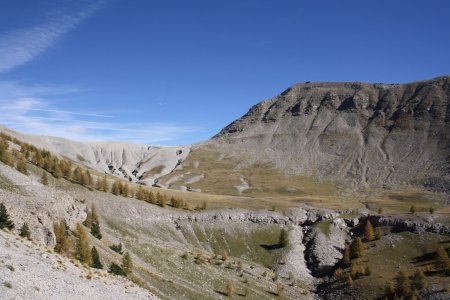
[0,1,104,73]
[0,81,200,145]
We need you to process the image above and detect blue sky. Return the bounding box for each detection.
[0,0,449,145]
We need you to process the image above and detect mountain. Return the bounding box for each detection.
[0,125,190,186]
[210,76,450,190]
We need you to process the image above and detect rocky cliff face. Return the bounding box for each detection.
[213,76,450,190]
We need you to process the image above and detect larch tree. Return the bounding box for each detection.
[350,237,364,258]
[41,171,49,185]
[121,252,133,276]
[75,222,92,266]
[3,151,14,167]
[136,185,145,200]
[395,270,411,298]
[364,220,375,241]
[111,180,122,195]
[435,246,450,274]
[146,191,156,204]
[122,183,130,197]
[375,228,382,240]
[16,158,28,174]
[342,245,351,265]
[54,220,71,255]
[101,176,108,192]
[411,269,427,291]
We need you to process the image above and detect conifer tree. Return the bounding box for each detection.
[429,206,435,214]
[0,203,14,230]
[410,205,416,214]
[91,204,99,224]
[158,193,167,207]
[395,270,411,297]
[109,263,125,276]
[411,270,427,291]
[101,176,108,192]
[86,171,93,186]
[109,242,124,254]
[73,167,83,183]
[121,252,133,276]
[52,163,62,178]
[91,246,103,269]
[334,268,344,281]
[0,138,8,161]
[364,220,375,241]
[54,220,71,255]
[435,246,450,274]
[41,171,49,185]
[279,228,289,247]
[350,237,365,258]
[342,244,351,265]
[91,222,102,240]
[147,191,156,204]
[3,151,14,167]
[122,183,129,197]
[19,222,31,239]
[16,158,28,174]
[347,275,353,286]
[111,180,122,195]
[75,223,92,266]
[136,185,145,200]
[375,227,382,240]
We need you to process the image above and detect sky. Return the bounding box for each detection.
[0,0,449,145]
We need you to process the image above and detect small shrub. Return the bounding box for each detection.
[109,263,125,276]
[6,265,15,272]
[109,243,124,254]
[3,281,12,288]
